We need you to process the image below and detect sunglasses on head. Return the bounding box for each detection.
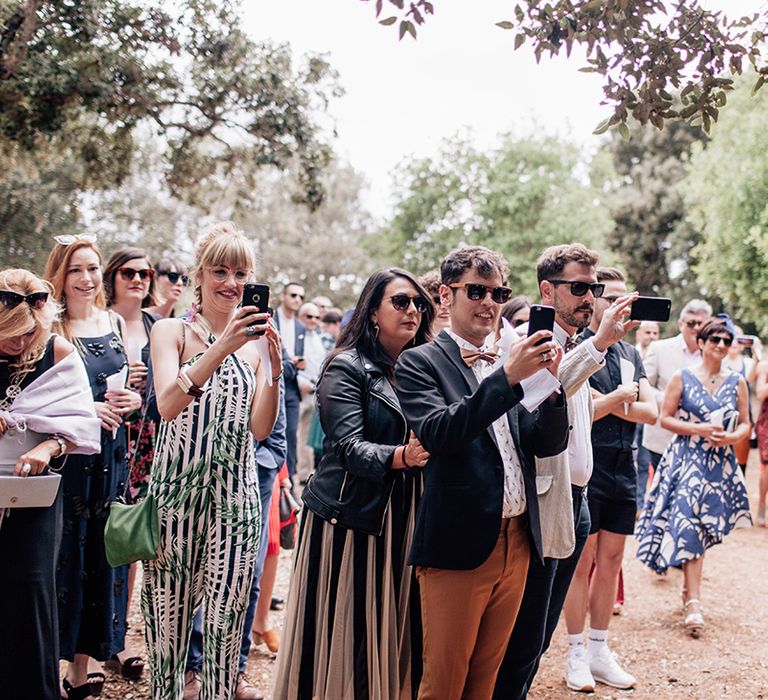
[118,267,154,282]
[159,271,189,285]
[389,294,429,313]
[548,279,605,298]
[449,283,513,304]
[0,290,49,310]
[685,319,704,329]
[53,233,97,246]
[707,335,733,347]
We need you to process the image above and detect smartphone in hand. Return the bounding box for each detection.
[241,283,270,337]
[629,296,671,322]
[527,305,556,345]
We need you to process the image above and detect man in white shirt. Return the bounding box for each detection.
[495,244,638,700]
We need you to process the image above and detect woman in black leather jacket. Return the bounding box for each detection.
[274,268,433,700]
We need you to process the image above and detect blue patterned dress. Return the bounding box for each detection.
[635,368,752,574]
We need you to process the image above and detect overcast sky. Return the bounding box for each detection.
[244,0,762,219]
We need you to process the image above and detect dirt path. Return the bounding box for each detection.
[102,453,768,699]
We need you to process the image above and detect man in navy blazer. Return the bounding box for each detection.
[274,282,306,479]
[395,246,569,700]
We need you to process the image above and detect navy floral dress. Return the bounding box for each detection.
[636,369,752,574]
[56,324,130,661]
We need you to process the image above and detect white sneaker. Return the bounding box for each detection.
[565,646,595,692]
[589,647,636,689]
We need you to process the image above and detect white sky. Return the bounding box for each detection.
[243,0,763,220]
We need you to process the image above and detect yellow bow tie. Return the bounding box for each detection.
[460,347,500,367]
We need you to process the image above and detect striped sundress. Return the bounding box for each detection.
[141,321,261,700]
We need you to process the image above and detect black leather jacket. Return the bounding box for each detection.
[301,348,408,535]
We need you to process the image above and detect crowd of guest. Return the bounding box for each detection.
[1,229,766,700]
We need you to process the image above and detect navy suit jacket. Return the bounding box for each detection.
[274,313,306,404]
[395,331,569,570]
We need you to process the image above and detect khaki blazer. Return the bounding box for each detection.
[535,342,603,559]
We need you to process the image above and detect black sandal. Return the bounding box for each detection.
[87,671,105,697]
[104,653,145,680]
[62,677,95,700]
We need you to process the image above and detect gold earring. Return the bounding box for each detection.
[372,321,379,340]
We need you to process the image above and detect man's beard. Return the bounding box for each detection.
[558,305,593,330]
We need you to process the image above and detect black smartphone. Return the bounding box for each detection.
[527,304,556,345]
[242,283,270,336]
[630,296,671,322]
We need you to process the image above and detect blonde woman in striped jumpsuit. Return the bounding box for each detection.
[142,222,282,700]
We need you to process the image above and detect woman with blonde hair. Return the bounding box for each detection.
[44,236,142,699]
[142,221,282,699]
[0,268,100,700]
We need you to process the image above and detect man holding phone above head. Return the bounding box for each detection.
[395,245,569,699]
[495,244,638,700]
[561,267,658,692]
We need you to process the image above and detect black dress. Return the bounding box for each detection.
[56,324,130,661]
[0,336,61,700]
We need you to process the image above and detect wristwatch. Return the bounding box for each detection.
[50,434,67,458]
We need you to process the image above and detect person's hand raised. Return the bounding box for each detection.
[216,307,270,355]
[504,331,557,386]
[593,293,640,352]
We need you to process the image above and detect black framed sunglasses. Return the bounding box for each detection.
[389,294,429,313]
[159,271,189,286]
[707,335,733,347]
[685,319,704,329]
[118,267,154,282]
[449,283,513,304]
[0,290,49,310]
[548,279,605,298]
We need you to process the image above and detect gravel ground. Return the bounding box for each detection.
[97,452,768,699]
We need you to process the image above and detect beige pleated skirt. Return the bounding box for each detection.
[273,471,423,700]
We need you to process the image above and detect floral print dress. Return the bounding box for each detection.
[636,368,752,574]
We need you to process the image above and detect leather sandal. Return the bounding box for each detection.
[87,671,105,696]
[104,653,145,680]
[62,677,96,700]
[683,599,705,638]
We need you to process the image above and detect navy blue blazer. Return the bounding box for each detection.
[395,331,569,570]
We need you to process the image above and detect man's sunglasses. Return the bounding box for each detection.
[684,319,704,329]
[304,314,321,320]
[707,335,733,347]
[389,294,429,313]
[0,290,49,310]
[449,283,513,304]
[159,271,189,286]
[548,279,605,298]
[288,292,304,300]
[118,267,154,282]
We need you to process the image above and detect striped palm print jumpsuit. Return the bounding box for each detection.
[142,326,261,700]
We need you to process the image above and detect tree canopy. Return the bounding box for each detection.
[375,133,613,295]
[364,0,768,134]
[684,81,768,331]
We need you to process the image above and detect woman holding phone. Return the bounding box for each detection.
[636,317,752,637]
[142,221,281,700]
[43,236,142,699]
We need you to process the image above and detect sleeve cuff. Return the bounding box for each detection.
[583,337,607,364]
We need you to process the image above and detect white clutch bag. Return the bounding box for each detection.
[0,428,62,508]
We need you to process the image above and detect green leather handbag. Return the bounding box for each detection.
[104,493,159,568]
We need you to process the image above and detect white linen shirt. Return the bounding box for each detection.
[553,323,606,487]
[446,331,526,517]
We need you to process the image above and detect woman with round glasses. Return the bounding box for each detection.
[43,237,143,700]
[0,269,100,700]
[274,268,433,699]
[636,317,751,638]
[142,222,281,699]
[148,258,189,319]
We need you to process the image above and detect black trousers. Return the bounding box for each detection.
[284,389,300,478]
[0,487,63,700]
[493,485,591,700]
